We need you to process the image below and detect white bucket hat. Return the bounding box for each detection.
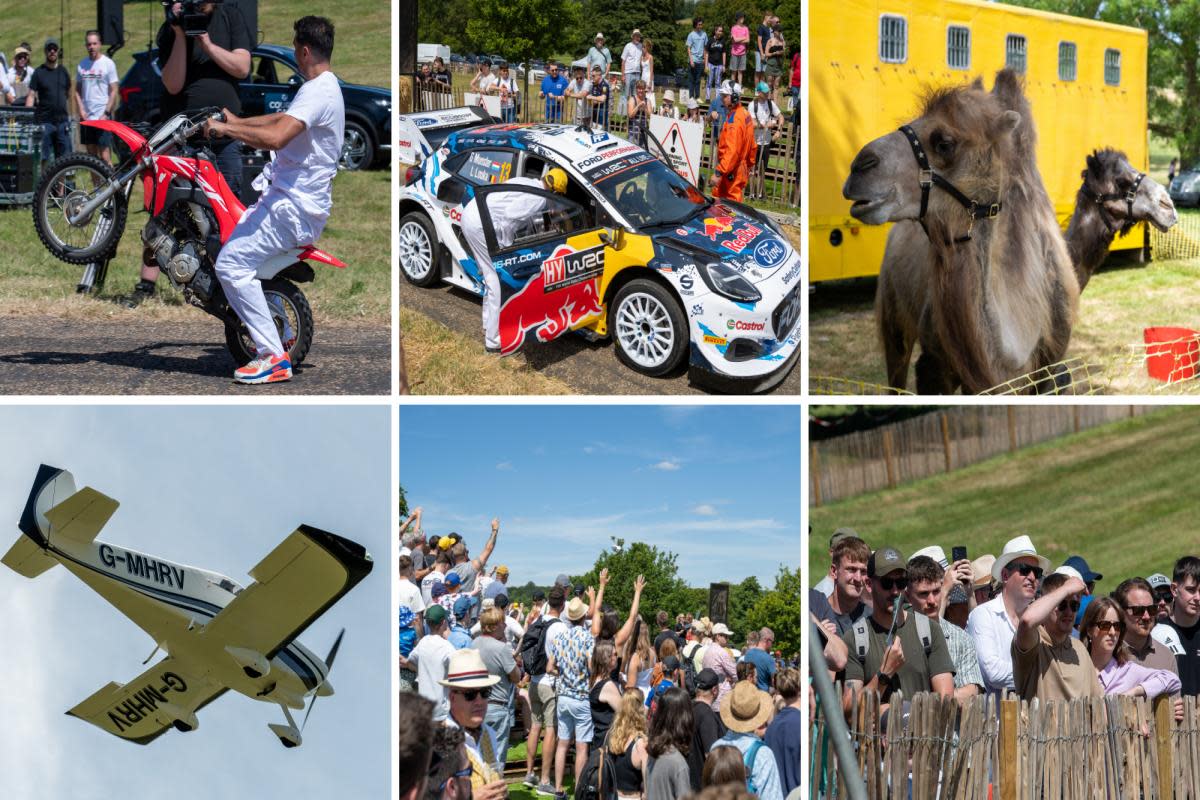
[992,535,1051,582]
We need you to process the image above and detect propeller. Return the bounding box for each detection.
[301,628,344,731]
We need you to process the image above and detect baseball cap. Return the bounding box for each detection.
[695,668,720,691]
[830,527,859,548]
[756,81,769,94]
[868,546,907,577]
[425,604,448,625]
[1148,573,1171,591]
[1063,555,1102,583]
[662,655,681,672]
[910,545,948,569]
[44,38,60,52]
[444,572,462,588]
[532,590,546,602]
[1053,565,1083,582]
[453,596,476,619]
[555,573,571,588]
[431,583,447,598]
[495,565,509,577]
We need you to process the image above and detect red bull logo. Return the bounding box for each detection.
[720,225,764,254]
[702,215,735,242]
[499,245,606,354]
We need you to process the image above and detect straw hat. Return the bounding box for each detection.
[720,682,774,732]
[439,650,500,689]
[971,555,996,589]
[992,535,1050,582]
[910,545,948,568]
[565,596,588,621]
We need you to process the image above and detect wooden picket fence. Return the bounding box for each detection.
[810,687,1200,799]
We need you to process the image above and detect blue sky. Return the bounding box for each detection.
[399,405,801,588]
[0,406,389,799]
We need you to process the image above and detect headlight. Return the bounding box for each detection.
[700,261,762,304]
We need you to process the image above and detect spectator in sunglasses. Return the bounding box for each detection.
[1148,573,1174,623]
[1082,596,1180,715]
[967,535,1049,698]
[441,649,508,800]
[1152,556,1200,697]
[1112,578,1179,680]
[840,546,954,716]
[424,724,470,800]
[1012,571,1100,702]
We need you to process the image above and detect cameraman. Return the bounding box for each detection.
[125,0,252,308]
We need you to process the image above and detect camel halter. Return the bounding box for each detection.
[899,124,1003,243]
[1092,171,1144,234]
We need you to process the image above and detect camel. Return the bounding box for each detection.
[876,149,1177,391]
[843,69,1079,394]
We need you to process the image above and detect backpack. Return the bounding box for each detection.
[678,648,698,697]
[743,740,765,794]
[683,641,704,674]
[575,732,617,800]
[520,616,561,676]
[851,613,933,663]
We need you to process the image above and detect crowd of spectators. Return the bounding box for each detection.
[399,507,802,800]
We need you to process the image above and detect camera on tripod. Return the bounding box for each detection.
[163,0,223,37]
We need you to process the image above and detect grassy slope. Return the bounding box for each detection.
[1,0,389,321]
[808,406,1200,584]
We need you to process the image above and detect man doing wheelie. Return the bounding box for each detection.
[203,16,344,384]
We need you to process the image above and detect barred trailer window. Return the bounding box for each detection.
[1058,42,1076,81]
[947,25,970,70]
[1105,49,1121,85]
[879,15,907,64]
[1006,34,1027,73]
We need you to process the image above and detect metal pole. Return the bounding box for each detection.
[809,620,867,800]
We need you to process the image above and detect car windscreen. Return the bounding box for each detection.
[587,155,709,229]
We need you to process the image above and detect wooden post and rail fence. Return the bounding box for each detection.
[810,686,1200,799]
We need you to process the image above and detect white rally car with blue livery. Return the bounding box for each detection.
[398,108,801,392]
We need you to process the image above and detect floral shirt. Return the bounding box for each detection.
[549,623,594,699]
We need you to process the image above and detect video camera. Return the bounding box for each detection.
[163,0,223,37]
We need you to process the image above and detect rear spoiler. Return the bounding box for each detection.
[397,105,494,165]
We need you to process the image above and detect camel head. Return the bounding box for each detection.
[1081,149,1177,233]
[843,82,1020,228]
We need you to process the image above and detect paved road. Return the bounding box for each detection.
[400,283,803,395]
[0,315,389,395]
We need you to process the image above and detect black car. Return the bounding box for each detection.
[116,44,391,170]
[1169,164,1200,208]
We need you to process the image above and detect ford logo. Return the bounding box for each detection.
[753,238,787,269]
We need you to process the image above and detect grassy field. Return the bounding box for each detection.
[0,0,390,322]
[809,252,1200,395]
[15,0,388,87]
[808,406,1200,583]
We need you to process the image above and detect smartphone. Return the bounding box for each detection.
[952,546,968,563]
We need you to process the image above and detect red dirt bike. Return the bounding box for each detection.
[31,108,346,366]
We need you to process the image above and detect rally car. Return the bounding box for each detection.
[398,108,801,392]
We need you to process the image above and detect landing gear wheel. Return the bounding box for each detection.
[339,120,375,171]
[223,278,314,367]
[609,279,688,377]
[33,153,128,265]
[398,211,441,287]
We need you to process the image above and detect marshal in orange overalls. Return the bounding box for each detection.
[712,104,756,202]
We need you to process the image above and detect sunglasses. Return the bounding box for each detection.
[877,576,908,591]
[1013,563,1044,579]
[1092,620,1120,633]
[436,766,472,792]
[451,688,486,701]
[1123,604,1156,618]
[1155,594,1173,604]
[1057,599,1081,614]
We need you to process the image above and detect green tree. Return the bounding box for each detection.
[744,566,802,657]
[728,575,764,638]
[417,0,474,54]
[398,485,409,520]
[1006,0,1200,163]
[585,0,684,74]
[576,537,691,622]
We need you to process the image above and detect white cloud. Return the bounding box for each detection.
[496,461,513,470]
[691,504,718,516]
[650,460,681,471]
[583,446,595,454]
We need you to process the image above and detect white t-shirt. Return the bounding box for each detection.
[469,616,527,649]
[751,98,781,145]
[272,69,345,222]
[398,577,426,615]
[421,570,445,607]
[410,633,456,721]
[621,42,643,75]
[492,75,517,108]
[568,79,592,119]
[76,55,118,119]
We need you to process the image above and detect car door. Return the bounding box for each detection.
[474,183,610,354]
[241,52,302,117]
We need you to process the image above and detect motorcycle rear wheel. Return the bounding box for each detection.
[33,153,128,265]
[223,278,315,367]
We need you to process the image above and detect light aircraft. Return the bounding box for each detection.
[2,464,373,747]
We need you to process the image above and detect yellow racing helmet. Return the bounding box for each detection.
[543,167,569,194]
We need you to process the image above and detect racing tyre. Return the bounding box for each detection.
[398,211,441,287]
[339,120,375,171]
[609,278,688,377]
[223,278,314,367]
[33,153,128,265]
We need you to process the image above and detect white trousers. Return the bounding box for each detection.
[215,195,318,359]
[460,201,501,350]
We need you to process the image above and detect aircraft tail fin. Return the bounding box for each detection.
[4,464,79,579]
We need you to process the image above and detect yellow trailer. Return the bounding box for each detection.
[810,0,1149,282]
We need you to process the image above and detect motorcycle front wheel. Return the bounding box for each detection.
[33,153,129,265]
[223,278,315,367]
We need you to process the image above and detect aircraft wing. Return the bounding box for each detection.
[201,525,372,661]
[66,657,225,744]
